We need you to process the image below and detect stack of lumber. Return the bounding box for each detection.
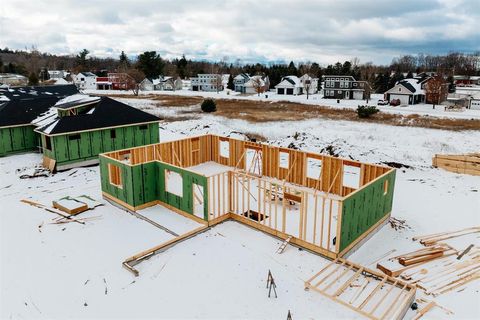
[413,227,480,246]
[377,245,458,277]
[395,244,454,266]
[432,153,480,176]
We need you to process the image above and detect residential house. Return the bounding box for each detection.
[299,74,319,95]
[162,77,183,91]
[275,76,302,95]
[0,85,79,156]
[0,73,28,86]
[96,76,112,90]
[323,75,371,100]
[243,75,270,94]
[454,75,480,87]
[140,77,163,91]
[190,74,229,92]
[108,73,135,90]
[234,73,250,92]
[73,72,97,90]
[384,74,432,104]
[34,95,160,171]
[48,70,68,79]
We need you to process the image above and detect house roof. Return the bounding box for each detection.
[0,84,79,101]
[275,76,301,88]
[0,85,79,127]
[78,72,96,77]
[0,97,60,128]
[35,96,160,135]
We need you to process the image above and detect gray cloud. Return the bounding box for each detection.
[0,0,478,64]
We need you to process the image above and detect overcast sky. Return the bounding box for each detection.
[1,0,478,65]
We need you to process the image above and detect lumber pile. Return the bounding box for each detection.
[305,258,416,320]
[396,244,455,266]
[413,227,480,246]
[432,153,480,176]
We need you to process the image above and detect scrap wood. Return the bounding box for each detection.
[369,249,397,266]
[21,199,85,225]
[389,217,411,231]
[412,301,436,320]
[377,251,457,277]
[413,227,480,245]
[430,272,480,297]
[416,298,454,315]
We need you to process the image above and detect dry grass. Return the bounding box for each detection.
[105,93,480,131]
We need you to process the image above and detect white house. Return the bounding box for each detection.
[73,72,96,90]
[140,77,163,91]
[299,74,319,95]
[275,76,302,95]
[384,75,431,105]
[243,75,270,94]
[162,77,183,91]
[191,74,229,92]
[234,73,250,92]
[48,70,68,79]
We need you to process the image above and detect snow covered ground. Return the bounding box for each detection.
[85,88,480,120]
[1,102,479,319]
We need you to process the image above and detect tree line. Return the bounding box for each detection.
[1,46,478,92]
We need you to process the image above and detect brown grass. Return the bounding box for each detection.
[104,93,480,131]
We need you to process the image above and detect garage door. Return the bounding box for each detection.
[471,100,480,110]
[353,91,363,100]
[286,88,294,95]
[390,94,409,105]
[277,88,285,95]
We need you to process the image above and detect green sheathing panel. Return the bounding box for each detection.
[339,170,396,253]
[156,162,209,220]
[0,126,38,156]
[41,123,159,166]
[99,155,135,207]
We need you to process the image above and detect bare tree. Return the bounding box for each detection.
[213,74,224,93]
[126,68,145,96]
[302,74,313,99]
[425,75,447,108]
[251,76,264,96]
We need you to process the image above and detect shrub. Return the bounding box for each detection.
[201,99,217,113]
[357,105,379,118]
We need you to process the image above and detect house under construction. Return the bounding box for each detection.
[99,134,396,259]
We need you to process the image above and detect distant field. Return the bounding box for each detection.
[103,93,480,131]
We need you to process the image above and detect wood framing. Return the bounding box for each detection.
[99,134,396,261]
[305,258,416,320]
[432,153,480,176]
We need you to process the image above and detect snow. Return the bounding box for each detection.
[85,89,480,120]
[54,93,99,107]
[1,103,479,319]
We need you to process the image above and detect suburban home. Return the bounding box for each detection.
[0,85,79,156]
[243,75,270,94]
[48,70,68,79]
[191,74,229,92]
[96,76,112,90]
[323,75,371,100]
[140,77,163,91]
[73,72,97,90]
[0,73,28,86]
[299,74,319,95]
[454,75,480,87]
[34,94,161,171]
[162,76,183,91]
[233,73,250,92]
[275,76,302,95]
[108,73,135,90]
[384,74,436,105]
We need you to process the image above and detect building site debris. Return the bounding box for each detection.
[305,258,416,320]
[21,199,85,225]
[19,167,50,179]
[276,236,292,254]
[457,244,474,260]
[413,227,480,246]
[388,217,410,231]
[393,244,455,266]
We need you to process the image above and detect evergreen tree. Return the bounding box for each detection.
[76,49,89,70]
[176,54,188,78]
[119,51,130,70]
[28,72,39,85]
[227,74,234,90]
[136,51,164,78]
[287,61,297,75]
[405,71,414,78]
[388,72,404,90]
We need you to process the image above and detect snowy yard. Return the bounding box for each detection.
[85,89,480,120]
[1,104,479,319]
